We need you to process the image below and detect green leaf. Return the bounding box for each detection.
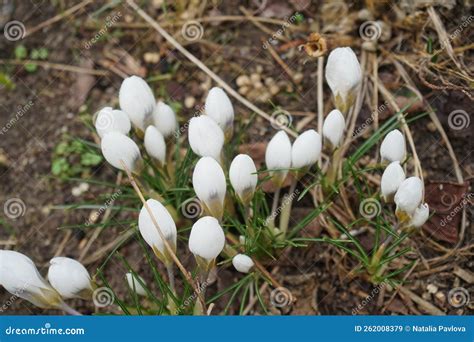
[25,63,38,73]
[14,45,27,59]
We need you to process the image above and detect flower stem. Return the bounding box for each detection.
[278,178,297,239]
[267,187,281,229]
[60,303,82,316]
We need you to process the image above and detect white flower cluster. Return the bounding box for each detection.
[379,129,429,229]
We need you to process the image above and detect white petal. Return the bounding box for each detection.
[188,116,224,161]
[380,129,406,162]
[232,254,254,273]
[381,161,406,199]
[205,87,234,131]
[322,109,345,147]
[265,131,292,186]
[101,132,142,172]
[192,157,226,217]
[125,273,147,296]
[144,126,166,164]
[153,101,177,138]
[95,107,131,138]
[48,257,92,299]
[291,129,322,169]
[325,47,362,104]
[138,199,177,256]
[394,177,424,215]
[0,250,60,308]
[119,76,155,131]
[229,154,257,202]
[188,216,225,261]
[410,203,429,228]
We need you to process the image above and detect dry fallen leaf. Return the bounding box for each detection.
[423,181,469,243]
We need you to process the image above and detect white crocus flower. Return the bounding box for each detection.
[409,203,430,228]
[119,75,155,132]
[0,250,63,309]
[101,132,142,173]
[125,273,147,297]
[144,126,166,166]
[188,216,225,266]
[153,101,177,138]
[325,47,362,113]
[291,129,322,172]
[380,129,406,163]
[394,176,424,220]
[229,154,258,205]
[192,157,226,220]
[381,161,406,201]
[205,87,234,140]
[322,109,345,148]
[138,199,177,265]
[232,254,254,274]
[265,131,292,187]
[95,107,131,138]
[188,115,225,162]
[48,257,93,299]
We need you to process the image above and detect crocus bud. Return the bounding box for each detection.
[205,87,234,140]
[192,157,226,220]
[381,161,406,201]
[380,129,406,163]
[125,273,147,296]
[95,107,131,138]
[101,132,142,173]
[0,250,63,309]
[48,257,93,299]
[232,254,254,274]
[188,216,225,266]
[153,101,177,138]
[409,203,429,228]
[322,109,345,148]
[144,126,166,165]
[119,75,155,132]
[292,129,322,172]
[394,176,424,220]
[188,116,224,162]
[265,131,292,187]
[325,47,362,113]
[138,199,177,265]
[229,154,258,205]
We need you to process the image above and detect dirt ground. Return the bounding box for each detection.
[0,0,472,315]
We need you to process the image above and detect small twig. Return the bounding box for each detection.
[0,59,108,76]
[262,39,297,83]
[125,0,296,137]
[25,0,92,37]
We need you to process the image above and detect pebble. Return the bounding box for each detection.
[184,96,196,109]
